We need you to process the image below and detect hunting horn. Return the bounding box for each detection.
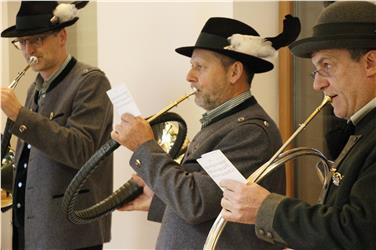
[62,90,196,224]
[1,56,38,211]
[204,95,332,249]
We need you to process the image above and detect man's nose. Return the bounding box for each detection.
[186,68,196,83]
[23,41,35,55]
[312,75,329,92]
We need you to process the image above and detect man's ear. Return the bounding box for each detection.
[58,28,67,47]
[229,61,243,84]
[364,50,376,77]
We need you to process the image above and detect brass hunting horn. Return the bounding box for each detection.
[62,91,195,224]
[1,56,38,211]
[204,95,332,249]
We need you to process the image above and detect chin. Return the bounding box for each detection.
[333,109,347,119]
[194,96,203,107]
[32,65,43,72]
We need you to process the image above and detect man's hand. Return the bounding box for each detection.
[117,175,154,212]
[219,179,270,224]
[0,88,22,121]
[111,113,155,152]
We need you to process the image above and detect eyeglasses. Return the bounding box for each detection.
[11,32,56,50]
[310,63,333,79]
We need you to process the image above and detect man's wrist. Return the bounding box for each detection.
[255,193,287,245]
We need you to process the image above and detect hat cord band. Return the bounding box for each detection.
[195,32,230,49]
[314,22,376,36]
[16,14,53,31]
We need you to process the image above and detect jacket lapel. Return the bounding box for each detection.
[320,135,362,203]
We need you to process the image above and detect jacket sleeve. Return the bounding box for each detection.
[11,70,113,169]
[147,195,166,223]
[130,122,280,224]
[256,159,376,249]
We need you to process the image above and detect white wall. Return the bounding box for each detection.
[1,1,279,249]
[234,1,280,122]
[98,1,279,249]
[97,2,233,249]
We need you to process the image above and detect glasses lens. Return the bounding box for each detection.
[30,37,43,47]
[11,35,47,50]
[11,40,22,50]
[310,70,317,79]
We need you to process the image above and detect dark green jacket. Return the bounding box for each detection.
[256,108,376,250]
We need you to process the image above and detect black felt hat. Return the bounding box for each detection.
[289,1,376,58]
[176,15,301,73]
[1,1,88,38]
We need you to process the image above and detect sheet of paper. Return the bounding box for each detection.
[197,149,246,189]
[106,84,141,117]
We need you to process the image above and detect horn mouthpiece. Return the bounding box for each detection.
[29,56,38,65]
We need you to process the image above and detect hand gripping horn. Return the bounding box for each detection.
[1,56,38,212]
[204,96,332,249]
[1,56,38,160]
[62,91,195,224]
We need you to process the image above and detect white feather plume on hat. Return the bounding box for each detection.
[225,34,277,58]
[50,1,88,24]
[52,3,78,23]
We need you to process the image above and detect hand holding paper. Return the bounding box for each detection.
[197,150,246,189]
[106,84,141,117]
[108,85,155,151]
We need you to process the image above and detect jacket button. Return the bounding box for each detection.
[258,229,265,235]
[237,117,245,122]
[263,121,269,127]
[135,159,142,167]
[19,125,27,133]
[266,232,273,239]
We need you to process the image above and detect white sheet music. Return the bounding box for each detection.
[106,84,141,117]
[197,150,247,189]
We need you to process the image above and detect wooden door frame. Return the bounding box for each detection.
[279,1,295,197]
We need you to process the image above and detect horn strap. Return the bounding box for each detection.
[313,22,376,36]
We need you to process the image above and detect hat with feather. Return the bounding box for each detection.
[175,15,301,73]
[1,1,88,38]
[289,1,376,58]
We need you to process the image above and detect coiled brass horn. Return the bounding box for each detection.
[1,56,38,212]
[204,95,332,250]
[62,91,195,224]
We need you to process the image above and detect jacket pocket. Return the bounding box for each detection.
[52,188,89,199]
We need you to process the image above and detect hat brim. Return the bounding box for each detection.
[289,35,376,58]
[176,46,274,73]
[1,17,78,38]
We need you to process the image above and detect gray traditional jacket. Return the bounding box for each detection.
[130,97,285,249]
[256,108,376,250]
[11,58,113,249]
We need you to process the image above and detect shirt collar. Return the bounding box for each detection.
[35,54,72,94]
[200,90,252,127]
[350,97,376,125]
